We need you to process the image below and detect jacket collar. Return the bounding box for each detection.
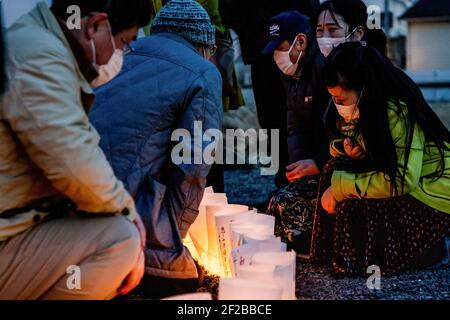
[151,32,200,55]
[30,2,94,96]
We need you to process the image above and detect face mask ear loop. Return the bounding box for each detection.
[345,27,359,41]
[90,39,97,67]
[198,46,208,59]
[287,38,296,53]
[92,20,116,68]
[288,37,303,65]
[357,86,365,106]
[88,13,100,67]
[352,86,365,118]
[106,20,117,52]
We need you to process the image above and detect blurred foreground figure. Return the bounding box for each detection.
[0,0,151,299]
[90,0,222,299]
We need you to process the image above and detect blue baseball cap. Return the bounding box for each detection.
[262,10,312,55]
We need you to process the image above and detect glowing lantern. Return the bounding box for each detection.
[251,252,297,300]
[184,189,297,301]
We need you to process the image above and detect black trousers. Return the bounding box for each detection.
[206,162,225,193]
[251,54,289,188]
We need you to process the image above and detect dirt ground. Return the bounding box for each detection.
[222,166,450,300]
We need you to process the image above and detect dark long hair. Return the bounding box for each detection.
[314,0,387,54]
[322,42,450,195]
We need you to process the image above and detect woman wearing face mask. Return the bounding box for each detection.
[312,42,450,278]
[88,1,148,88]
[315,0,387,58]
[263,11,331,255]
[315,0,428,144]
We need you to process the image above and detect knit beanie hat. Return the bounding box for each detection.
[150,0,216,46]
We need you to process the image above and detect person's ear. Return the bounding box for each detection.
[296,33,308,51]
[353,26,365,41]
[85,13,109,40]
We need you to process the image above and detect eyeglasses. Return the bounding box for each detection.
[207,45,218,56]
[123,43,133,55]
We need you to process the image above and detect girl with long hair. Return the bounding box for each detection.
[312,42,450,277]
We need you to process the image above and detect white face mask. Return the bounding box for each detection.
[90,22,124,88]
[90,48,124,88]
[317,27,357,58]
[273,39,302,76]
[333,87,364,122]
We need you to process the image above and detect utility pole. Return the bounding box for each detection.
[384,0,390,38]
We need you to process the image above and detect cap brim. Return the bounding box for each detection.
[261,39,284,55]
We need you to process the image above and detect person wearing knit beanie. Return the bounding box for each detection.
[151,0,216,53]
[89,0,223,300]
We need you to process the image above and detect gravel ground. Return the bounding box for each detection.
[296,260,450,300]
[224,165,277,208]
[223,166,450,300]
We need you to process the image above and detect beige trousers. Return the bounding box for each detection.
[0,215,140,300]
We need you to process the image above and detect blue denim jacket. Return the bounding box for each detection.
[90,33,223,279]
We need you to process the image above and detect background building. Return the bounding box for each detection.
[363,0,415,68]
[400,0,450,103]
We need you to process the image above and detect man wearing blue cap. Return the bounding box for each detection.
[263,11,331,255]
[262,10,313,76]
[220,1,320,195]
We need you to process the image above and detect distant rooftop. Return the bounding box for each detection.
[400,0,450,20]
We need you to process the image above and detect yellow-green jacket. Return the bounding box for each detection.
[331,101,450,214]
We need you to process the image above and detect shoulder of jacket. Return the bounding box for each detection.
[141,37,220,80]
[387,99,408,116]
[386,99,410,135]
[184,61,221,89]
[7,23,69,66]
[201,62,221,79]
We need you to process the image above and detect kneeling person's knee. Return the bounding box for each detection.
[101,216,141,262]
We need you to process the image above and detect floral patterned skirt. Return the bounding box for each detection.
[310,195,450,277]
[266,175,319,255]
[267,158,450,277]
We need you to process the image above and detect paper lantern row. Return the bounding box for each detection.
[181,187,296,300]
